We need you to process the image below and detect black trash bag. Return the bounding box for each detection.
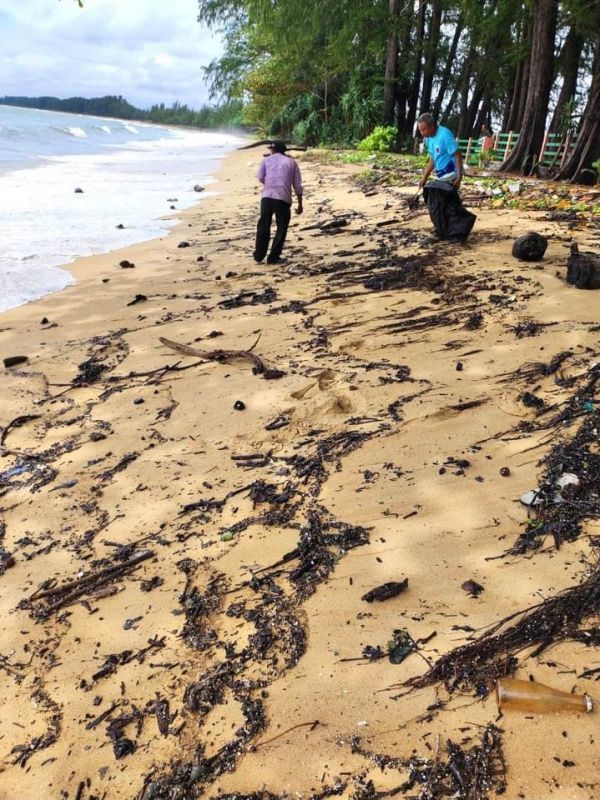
[567,244,600,290]
[512,232,548,261]
[422,180,477,241]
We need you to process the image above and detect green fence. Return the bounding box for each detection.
[457,130,577,169]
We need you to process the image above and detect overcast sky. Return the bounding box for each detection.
[0,0,225,109]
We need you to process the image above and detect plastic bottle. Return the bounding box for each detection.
[496,677,593,714]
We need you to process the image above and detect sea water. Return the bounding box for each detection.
[0,105,245,313]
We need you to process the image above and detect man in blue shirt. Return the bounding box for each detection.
[417,113,463,190]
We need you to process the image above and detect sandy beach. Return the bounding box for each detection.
[1,146,600,800]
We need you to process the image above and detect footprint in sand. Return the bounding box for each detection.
[290,369,336,399]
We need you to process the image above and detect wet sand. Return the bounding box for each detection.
[1,147,600,800]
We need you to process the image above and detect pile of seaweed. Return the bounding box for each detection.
[402,365,600,696]
[350,726,506,800]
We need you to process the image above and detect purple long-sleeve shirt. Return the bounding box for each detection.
[257,153,303,205]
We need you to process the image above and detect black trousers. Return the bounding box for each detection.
[254,198,291,263]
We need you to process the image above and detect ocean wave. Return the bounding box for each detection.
[99,125,112,134]
[65,126,87,138]
[122,123,139,134]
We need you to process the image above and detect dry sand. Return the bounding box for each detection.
[1,146,600,800]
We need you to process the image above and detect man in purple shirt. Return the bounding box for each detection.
[254,141,303,265]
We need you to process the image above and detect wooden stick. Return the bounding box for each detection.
[30,549,154,601]
[159,335,265,373]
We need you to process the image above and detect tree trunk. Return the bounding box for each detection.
[420,0,442,115]
[505,7,532,132]
[556,36,600,181]
[474,95,492,138]
[432,12,463,120]
[465,79,484,136]
[501,0,558,174]
[457,43,476,138]
[382,0,400,126]
[549,26,584,134]
[395,1,416,137]
[406,0,427,134]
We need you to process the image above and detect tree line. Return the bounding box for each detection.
[0,95,244,130]
[197,0,600,180]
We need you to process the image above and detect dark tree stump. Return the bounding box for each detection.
[567,243,600,290]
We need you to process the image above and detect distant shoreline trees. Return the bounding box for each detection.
[0,94,245,130]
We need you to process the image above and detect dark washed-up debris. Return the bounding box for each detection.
[351,724,506,799]
[361,579,408,603]
[512,232,548,261]
[127,294,148,306]
[462,579,485,597]
[3,356,29,368]
[388,629,416,664]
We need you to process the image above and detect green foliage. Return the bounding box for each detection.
[357,125,397,153]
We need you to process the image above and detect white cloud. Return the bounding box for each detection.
[0,0,225,108]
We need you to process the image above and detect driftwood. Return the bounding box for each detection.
[159,335,266,373]
[26,549,154,617]
[236,139,306,152]
[0,415,41,447]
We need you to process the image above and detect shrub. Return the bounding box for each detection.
[357,125,397,153]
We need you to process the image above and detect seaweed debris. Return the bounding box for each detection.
[404,563,600,694]
[508,410,600,554]
[350,725,506,800]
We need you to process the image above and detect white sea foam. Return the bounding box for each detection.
[100,125,112,134]
[66,126,87,138]
[122,123,139,134]
[0,108,246,313]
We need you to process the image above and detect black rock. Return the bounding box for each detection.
[119,259,135,269]
[500,466,511,477]
[90,431,107,442]
[74,187,84,193]
[133,398,145,405]
[456,361,464,371]
[225,271,238,278]
[196,256,204,262]
[512,232,548,262]
[233,400,246,411]
[41,317,49,325]
[116,223,125,229]
[193,185,205,192]
[3,356,28,368]
[177,241,191,248]
[113,737,135,759]
[462,579,484,597]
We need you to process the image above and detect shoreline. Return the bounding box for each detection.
[1,146,599,800]
[0,111,247,315]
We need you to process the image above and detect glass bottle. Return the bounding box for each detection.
[496,677,593,714]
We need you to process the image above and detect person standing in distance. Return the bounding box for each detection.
[417,113,463,190]
[254,141,303,265]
